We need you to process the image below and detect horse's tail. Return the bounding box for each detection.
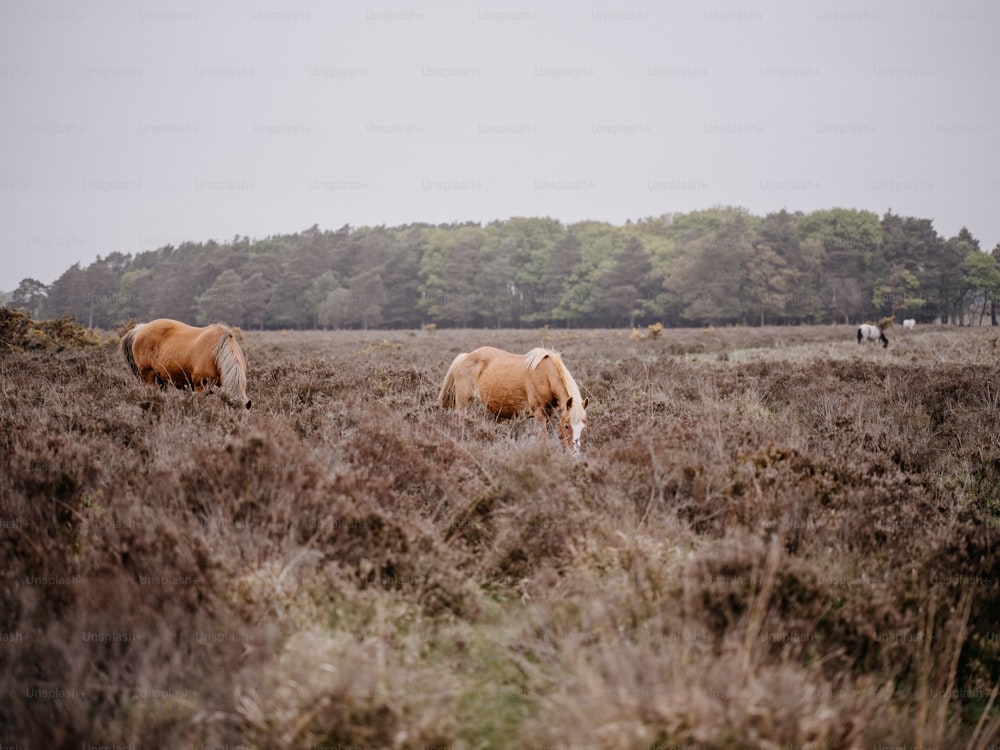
[120,325,141,380]
[856,327,863,344]
[213,326,250,407]
[438,352,468,409]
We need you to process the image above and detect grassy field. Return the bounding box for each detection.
[2,322,999,749]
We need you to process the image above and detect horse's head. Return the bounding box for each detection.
[227,368,251,409]
[238,377,251,409]
[559,396,589,456]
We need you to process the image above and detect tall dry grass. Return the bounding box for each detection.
[1,323,998,748]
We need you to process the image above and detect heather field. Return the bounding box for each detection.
[2,322,999,749]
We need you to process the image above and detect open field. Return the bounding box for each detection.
[2,323,999,748]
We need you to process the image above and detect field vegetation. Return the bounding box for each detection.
[1,320,999,748]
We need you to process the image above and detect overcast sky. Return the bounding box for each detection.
[1,0,997,292]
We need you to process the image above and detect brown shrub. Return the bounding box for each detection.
[2,326,999,747]
[0,307,102,350]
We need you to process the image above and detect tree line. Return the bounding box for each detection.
[9,207,1000,330]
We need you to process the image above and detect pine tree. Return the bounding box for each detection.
[542,233,581,322]
[593,237,655,327]
[196,269,245,326]
[11,278,48,319]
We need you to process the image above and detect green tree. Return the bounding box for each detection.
[109,268,149,324]
[667,212,752,325]
[88,254,131,328]
[265,269,311,329]
[491,217,563,322]
[756,210,824,322]
[417,226,481,325]
[306,271,341,328]
[992,243,1000,325]
[960,246,1000,326]
[241,272,270,330]
[380,228,423,328]
[799,208,881,323]
[42,263,89,323]
[241,247,282,329]
[196,269,245,325]
[593,236,656,327]
[148,243,208,322]
[317,287,355,329]
[541,233,582,323]
[41,253,129,328]
[348,268,387,329]
[27,207,991,330]
[743,242,789,326]
[474,236,517,327]
[554,221,621,326]
[444,238,481,326]
[878,212,940,321]
[11,278,48,319]
[938,230,979,324]
[872,267,925,319]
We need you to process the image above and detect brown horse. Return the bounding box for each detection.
[120,319,250,408]
[439,346,588,454]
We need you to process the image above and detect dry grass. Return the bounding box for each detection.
[1,323,998,748]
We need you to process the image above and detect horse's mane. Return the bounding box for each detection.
[212,324,247,401]
[524,347,552,372]
[524,348,585,415]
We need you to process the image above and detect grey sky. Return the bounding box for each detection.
[1,0,997,292]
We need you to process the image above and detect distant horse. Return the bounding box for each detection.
[903,319,916,330]
[439,346,589,454]
[121,319,251,408]
[857,323,889,348]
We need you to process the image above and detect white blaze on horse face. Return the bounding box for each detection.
[571,418,585,455]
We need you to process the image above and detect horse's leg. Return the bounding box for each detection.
[535,413,548,442]
[139,367,160,387]
[444,363,473,446]
[528,401,550,443]
[189,367,211,393]
[191,370,221,396]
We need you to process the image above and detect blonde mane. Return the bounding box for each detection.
[524,348,585,416]
[213,326,247,401]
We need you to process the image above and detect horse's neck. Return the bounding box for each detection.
[549,357,581,409]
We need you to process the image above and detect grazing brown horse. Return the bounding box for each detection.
[439,346,589,454]
[120,319,250,408]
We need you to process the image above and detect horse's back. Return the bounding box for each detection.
[132,318,197,349]
[142,318,195,336]
[476,346,569,418]
[132,319,224,384]
[144,319,228,344]
[469,346,532,379]
[463,346,530,417]
[467,345,520,365]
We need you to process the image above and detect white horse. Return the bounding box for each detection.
[903,319,916,330]
[857,323,888,348]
